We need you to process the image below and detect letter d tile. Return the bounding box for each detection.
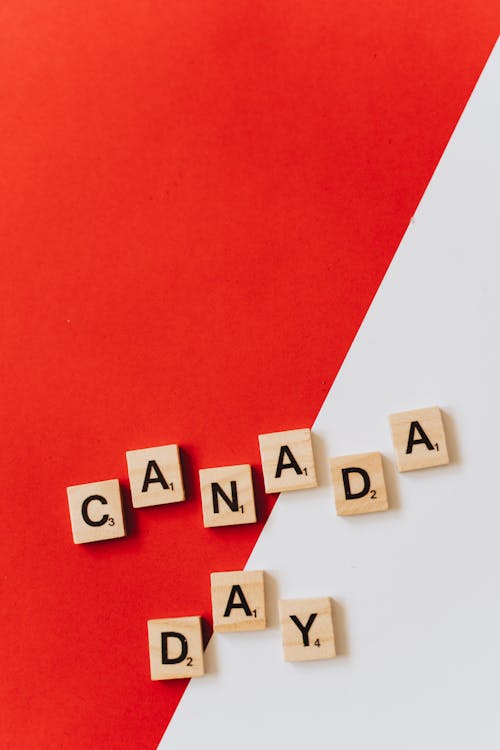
[330,452,389,516]
[147,616,205,680]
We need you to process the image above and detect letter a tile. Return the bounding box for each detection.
[211,570,266,632]
[67,479,126,544]
[330,452,389,516]
[147,616,204,680]
[199,464,257,528]
[389,406,449,472]
[279,597,336,662]
[258,428,317,493]
[126,444,185,508]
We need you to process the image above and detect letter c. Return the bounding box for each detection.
[81,495,109,527]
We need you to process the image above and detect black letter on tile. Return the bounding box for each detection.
[223,585,252,617]
[81,495,109,527]
[289,613,317,646]
[142,460,169,492]
[212,481,239,513]
[342,467,370,500]
[406,421,434,454]
[275,446,303,478]
[161,632,188,664]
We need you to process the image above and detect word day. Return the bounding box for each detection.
[148,574,336,680]
[66,405,450,677]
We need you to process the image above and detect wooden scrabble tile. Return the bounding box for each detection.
[199,464,257,528]
[67,479,126,544]
[389,406,449,472]
[258,428,317,493]
[330,451,389,516]
[211,570,266,632]
[279,597,336,662]
[147,616,204,680]
[126,444,185,508]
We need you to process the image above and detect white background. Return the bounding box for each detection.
[160,39,500,749]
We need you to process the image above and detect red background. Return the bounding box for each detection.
[1,3,498,747]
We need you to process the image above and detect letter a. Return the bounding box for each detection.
[223,585,253,617]
[142,460,169,492]
[275,445,303,478]
[406,421,435,454]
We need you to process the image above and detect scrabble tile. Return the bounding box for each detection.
[389,406,449,472]
[147,616,204,680]
[330,451,389,516]
[279,597,336,662]
[258,428,317,493]
[126,444,185,508]
[211,570,266,632]
[199,464,257,528]
[67,479,126,544]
